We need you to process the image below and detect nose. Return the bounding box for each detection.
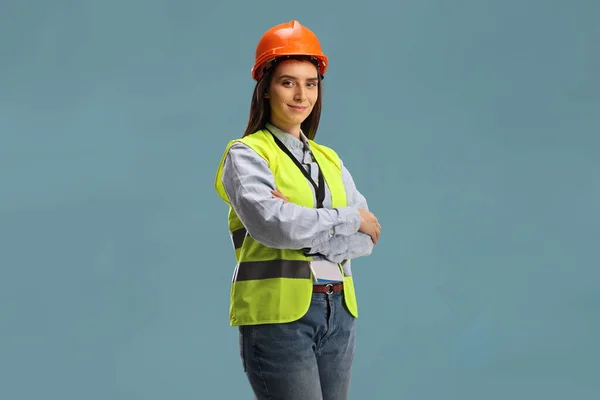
[294,86,306,102]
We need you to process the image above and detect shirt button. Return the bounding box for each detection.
[329,228,335,236]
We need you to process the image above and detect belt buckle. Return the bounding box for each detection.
[325,283,334,295]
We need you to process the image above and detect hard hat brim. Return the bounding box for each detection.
[252,52,328,81]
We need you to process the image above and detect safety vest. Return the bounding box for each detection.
[214,129,359,326]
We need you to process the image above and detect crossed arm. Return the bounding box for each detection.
[221,142,376,262]
[272,165,375,263]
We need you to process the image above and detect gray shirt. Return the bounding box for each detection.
[221,123,373,264]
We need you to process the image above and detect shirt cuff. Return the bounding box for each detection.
[333,207,361,236]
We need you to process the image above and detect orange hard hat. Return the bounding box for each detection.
[251,20,328,81]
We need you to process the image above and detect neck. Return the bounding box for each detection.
[268,120,301,139]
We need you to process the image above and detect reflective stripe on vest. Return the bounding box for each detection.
[235,260,311,281]
[231,227,246,249]
[234,259,353,281]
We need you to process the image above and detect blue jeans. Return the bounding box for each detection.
[238,290,356,400]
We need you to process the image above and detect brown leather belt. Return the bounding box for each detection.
[313,282,343,294]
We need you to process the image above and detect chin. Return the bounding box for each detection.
[292,112,310,122]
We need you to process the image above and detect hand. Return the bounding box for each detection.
[272,188,289,203]
[358,208,381,244]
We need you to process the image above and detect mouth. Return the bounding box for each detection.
[287,104,308,112]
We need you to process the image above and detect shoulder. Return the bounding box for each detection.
[309,139,342,167]
[214,134,272,203]
[233,130,280,164]
[221,142,270,171]
[308,138,336,153]
[219,130,275,164]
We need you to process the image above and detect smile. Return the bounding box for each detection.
[287,104,307,111]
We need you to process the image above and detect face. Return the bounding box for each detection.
[266,59,319,136]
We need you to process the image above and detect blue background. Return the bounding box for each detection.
[2,0,599,398]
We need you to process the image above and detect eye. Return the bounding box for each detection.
[282,80,294,87]
[307,82,317,88]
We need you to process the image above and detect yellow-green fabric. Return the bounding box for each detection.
[215,129,358,326]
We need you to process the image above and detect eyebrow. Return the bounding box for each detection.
[277,74,319,81]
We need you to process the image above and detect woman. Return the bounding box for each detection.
[214,20,381,400]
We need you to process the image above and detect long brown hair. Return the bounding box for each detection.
[242,56,323,140]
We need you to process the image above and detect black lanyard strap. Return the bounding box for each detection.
[266,129,325,208]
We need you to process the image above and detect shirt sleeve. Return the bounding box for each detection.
[221,142,362,250]
[304,159,375,262]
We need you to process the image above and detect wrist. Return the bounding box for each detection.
[346,207,362,234]
[335,206,361,234]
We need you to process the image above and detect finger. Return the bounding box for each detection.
[273,189,287,199]
[371,230,378,244]
[272,191,289,203]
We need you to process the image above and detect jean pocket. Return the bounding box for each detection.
[238,327,247,372]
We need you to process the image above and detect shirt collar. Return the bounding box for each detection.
[265,122,310,151]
